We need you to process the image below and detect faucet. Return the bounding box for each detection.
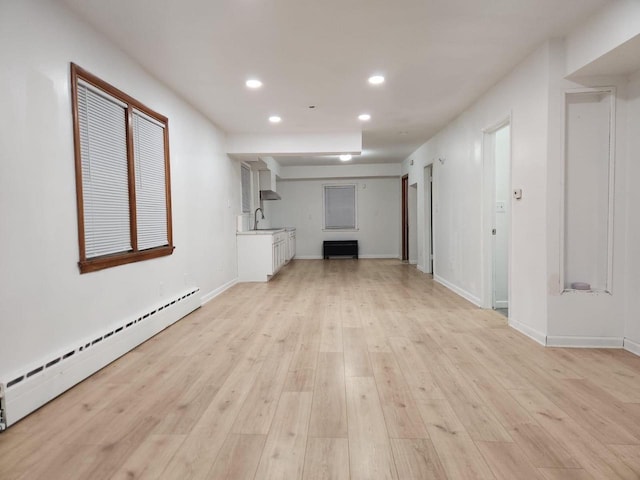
[254,207,264,230]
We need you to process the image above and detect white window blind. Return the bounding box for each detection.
[324,185,357,230]
[241,164,251,213]
[78,83,132,258]
[133,110,168,250]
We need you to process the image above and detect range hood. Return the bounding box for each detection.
[260,189,281,200]
[259,170,281,200]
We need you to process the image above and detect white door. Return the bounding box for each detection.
[492,124,510,310]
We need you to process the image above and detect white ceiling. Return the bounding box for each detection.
[60,0,610,166]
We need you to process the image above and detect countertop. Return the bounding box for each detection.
[237,227,288,235]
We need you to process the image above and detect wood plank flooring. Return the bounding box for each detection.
[2,259,640,479]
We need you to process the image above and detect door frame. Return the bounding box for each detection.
[402,174,409,261]
[482,115,512,310]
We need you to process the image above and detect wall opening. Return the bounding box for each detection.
[562,88,615,293]
[402,175,408,261]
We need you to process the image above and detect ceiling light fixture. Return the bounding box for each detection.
[368,75,385,85]
[269,115,281,123]
[339,154,352,161]
[358,113,371,121]
[245,79,262,89]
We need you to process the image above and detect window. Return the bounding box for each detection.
[71,64,173,273]
[324,184,357,230]
[241,163,251,213]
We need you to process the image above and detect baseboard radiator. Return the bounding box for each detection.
[323,240,358,259]
[0,287,200,431]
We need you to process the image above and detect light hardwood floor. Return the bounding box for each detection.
[2,259,640,479]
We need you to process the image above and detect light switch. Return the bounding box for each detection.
[496,201,506,212]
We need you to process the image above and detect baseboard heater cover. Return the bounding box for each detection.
[0,287,200,431]
[323,240,358,259]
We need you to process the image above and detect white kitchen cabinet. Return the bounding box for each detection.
[286,229,296,263]
[237,230,288,282]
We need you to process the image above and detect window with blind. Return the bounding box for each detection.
[241,163,251,213]
[323,184,357,230]
[71,64,173,273]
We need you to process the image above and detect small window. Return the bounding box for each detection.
[71,64,173,273]
[324,184,357,230]
[241,163,251,213]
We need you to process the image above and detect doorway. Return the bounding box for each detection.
[408,183,418,265]
[424,165,434,274]
[484,121,511,314]
[402,175,408,261]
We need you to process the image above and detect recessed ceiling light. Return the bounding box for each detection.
[358,114,371,121]
[368,75,385,85]
[339,154,352,161]
[269,116,281,123]
[246,79,262,89]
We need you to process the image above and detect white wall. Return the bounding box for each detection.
[265,178,400,259]
[0,0,240,379]
[226,132,362,156]
[279,163,402,180]
[402,44,551,340]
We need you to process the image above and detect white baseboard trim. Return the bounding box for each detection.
[295,254,398,260]
[434,275,482,307]
[623,337,640,356]
[416,264,433,275]
[494,300,508,309]
[546,335,624,348]
[508,320,547,346]
[201,278,238,305]
[1,288,200,428]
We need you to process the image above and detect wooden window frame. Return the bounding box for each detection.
[71,63,174,274]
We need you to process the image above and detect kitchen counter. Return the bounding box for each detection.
[236,228,286,235]
[236,228,296,282]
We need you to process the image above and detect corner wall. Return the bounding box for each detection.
[0,0,240,379]
[545,2,640,348]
